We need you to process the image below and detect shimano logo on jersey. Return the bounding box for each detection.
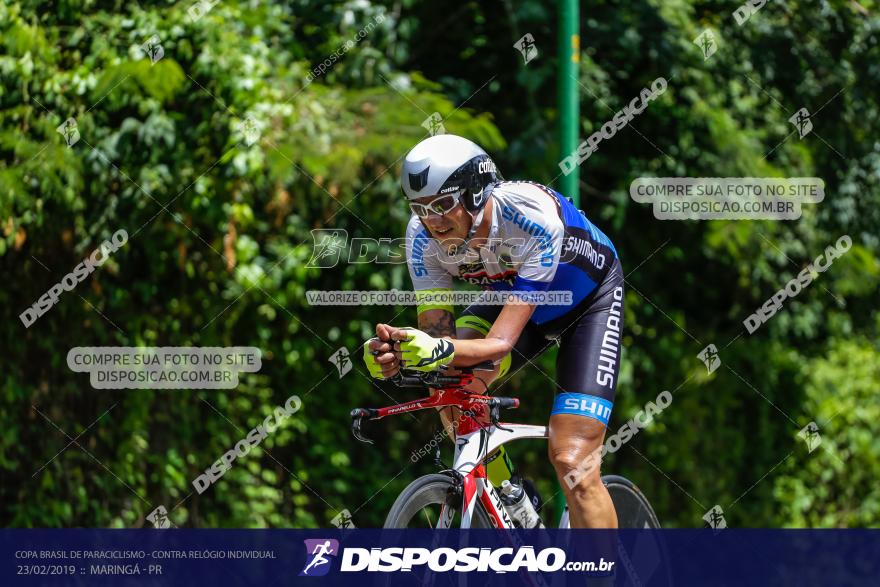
[562,236,605,270]
[596,286,623,388]
[478,160,497,174]
[411,231,430,277]
[500,205,555,267]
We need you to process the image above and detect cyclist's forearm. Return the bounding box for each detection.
[448,336,512,365]
[418,309,455,338]
[447,302,534,365]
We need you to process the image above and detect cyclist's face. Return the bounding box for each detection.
[414,194,471,245]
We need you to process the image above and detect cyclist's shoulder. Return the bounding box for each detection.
[405,213,428,238]
[490,181,565,232]
[404,214,439,259]
[491,180,561,201]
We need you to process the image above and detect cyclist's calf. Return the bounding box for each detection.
[549,414,617,528]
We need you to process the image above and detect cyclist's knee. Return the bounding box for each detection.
[549,444,602,478]
[548,416,607,490]
[551,447,604,498]
[569,468,605,500]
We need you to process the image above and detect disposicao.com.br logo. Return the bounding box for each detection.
[299,541,613,575]
[300,539,339,577]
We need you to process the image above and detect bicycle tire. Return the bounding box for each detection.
[384,473,495,528]
[603,474,661,528]
[603,475,673,585]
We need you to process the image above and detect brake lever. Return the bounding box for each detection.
[351,408,376,444]
[490,401,513,433]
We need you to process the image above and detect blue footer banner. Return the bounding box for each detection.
[3,529,879,586]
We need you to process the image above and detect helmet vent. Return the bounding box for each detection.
[408,167,430,191]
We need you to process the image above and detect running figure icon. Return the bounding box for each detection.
[299,539,339,577]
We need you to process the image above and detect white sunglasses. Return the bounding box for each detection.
[409,191,464,218]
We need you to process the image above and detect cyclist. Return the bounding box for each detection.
[364,134,623,528]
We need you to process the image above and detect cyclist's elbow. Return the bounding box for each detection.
[485,336,514,361]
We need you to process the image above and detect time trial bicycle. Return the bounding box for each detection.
[350,364,661,529]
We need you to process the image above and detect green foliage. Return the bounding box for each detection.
[773,339,880,527]
[1,0,878,528]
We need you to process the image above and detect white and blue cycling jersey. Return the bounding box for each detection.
[405,180,618,325]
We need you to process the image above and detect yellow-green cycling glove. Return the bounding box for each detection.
[398,328,455,372]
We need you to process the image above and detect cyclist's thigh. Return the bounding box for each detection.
[552,259,624,427]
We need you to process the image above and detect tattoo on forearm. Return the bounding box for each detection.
[419,310,455,338]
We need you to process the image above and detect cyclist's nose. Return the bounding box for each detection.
[423,214,448,228]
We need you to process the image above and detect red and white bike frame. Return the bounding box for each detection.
[352,379,568,529]
[446,421,548,529]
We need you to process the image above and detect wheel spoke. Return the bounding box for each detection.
[384,474,491,528]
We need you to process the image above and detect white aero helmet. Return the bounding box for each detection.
[400,134,502,212]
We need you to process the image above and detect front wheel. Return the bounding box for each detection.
[384,473,495,528]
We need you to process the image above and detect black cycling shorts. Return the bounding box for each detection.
[457,258,624,426]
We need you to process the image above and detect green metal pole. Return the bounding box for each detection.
[554,0,579,526]
[557,0,580,208]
